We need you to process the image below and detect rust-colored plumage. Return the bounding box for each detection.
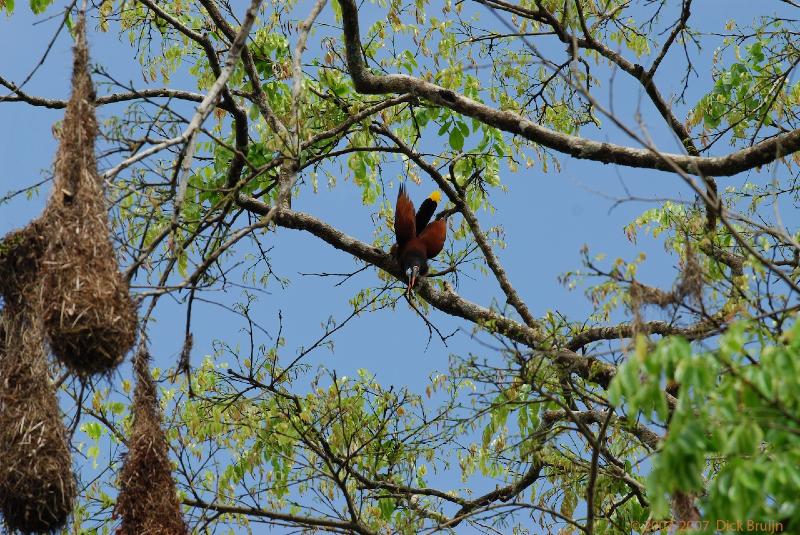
[394,185,447,291]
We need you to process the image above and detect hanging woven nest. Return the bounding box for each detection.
[0,224,76,533]
[114,349,188,534]
[0,222,45,303]
[39,14,137,376]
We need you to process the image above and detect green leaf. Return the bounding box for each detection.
[87,445,100,469]
[747,41,764,64]
[449,128,464,151]
[109,401,126,415]
[330,0,341,21]
[177,249,188,278]
[82,422,103,441]
[378,497,396,520]
[481,420,495,448]
[29,0,53,14]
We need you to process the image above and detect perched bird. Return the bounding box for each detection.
[394,185,447,292]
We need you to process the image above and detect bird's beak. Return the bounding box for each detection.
[407,265,419,294]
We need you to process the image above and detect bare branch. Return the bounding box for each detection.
[0,76,210,109]
[184,499,375,534]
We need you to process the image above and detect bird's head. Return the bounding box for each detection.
[407,264,420,293]
[402,251,427,293]
[428,190,442,203]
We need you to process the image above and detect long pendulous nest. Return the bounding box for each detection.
[114,349,188,535]
[39,14,137,375]
[0,222,45,304]
[0,224,76,533]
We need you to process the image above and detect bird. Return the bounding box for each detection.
[393,185,447,293]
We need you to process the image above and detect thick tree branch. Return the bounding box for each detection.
[566,317,722,351]
[237,195,616,391]
[338,0,800,176]
[250,198,542,344]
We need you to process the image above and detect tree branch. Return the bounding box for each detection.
[237,195,618,391]
[183,498,374,534]
[566,317,722,351]
[0,76,213,109]
[338,0,800,176]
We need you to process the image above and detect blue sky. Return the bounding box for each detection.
[1,0,794,532]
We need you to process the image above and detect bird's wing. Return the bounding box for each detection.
[394,184,416,248]
[415,198,437,235]
[419,218,446,259]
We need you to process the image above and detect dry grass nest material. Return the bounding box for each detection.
[115,351,187,535]
[40,15,136,376]
[0,223,46,305]
[0,225,75,534]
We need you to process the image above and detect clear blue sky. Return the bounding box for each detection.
[0,1,791,532]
